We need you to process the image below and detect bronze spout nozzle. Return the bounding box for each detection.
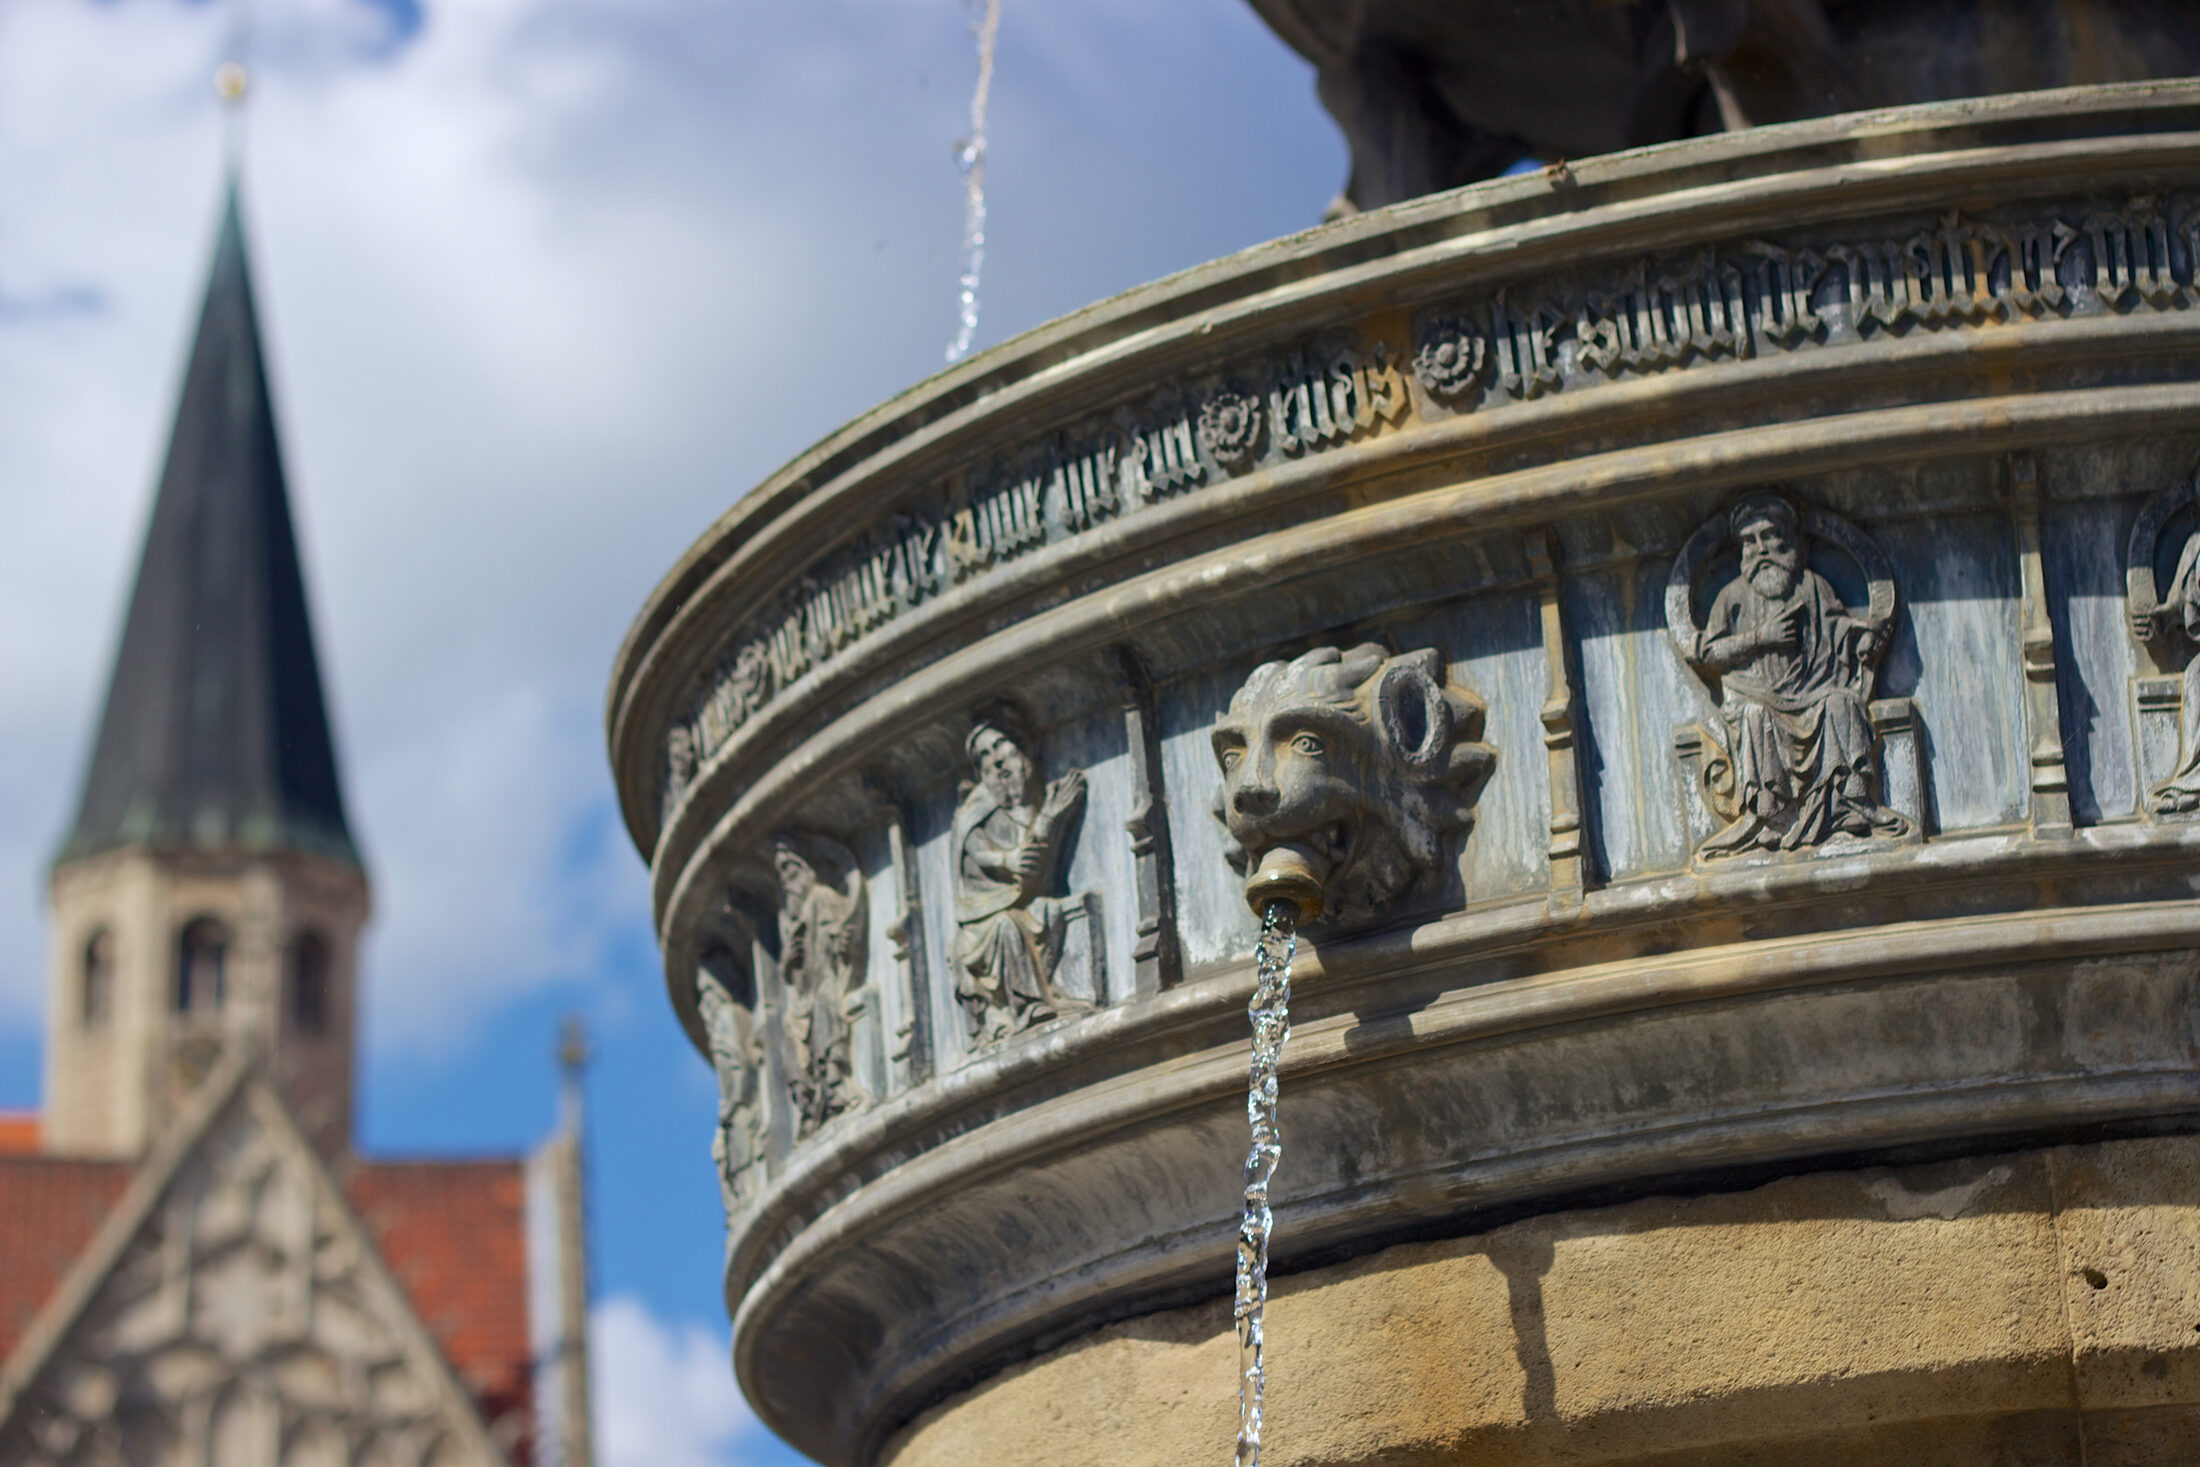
[1244,844,1324,926]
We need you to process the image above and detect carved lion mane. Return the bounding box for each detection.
[1211,643,1494,933]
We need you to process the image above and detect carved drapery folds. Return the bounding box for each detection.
[770,834,868,1137]
[2126,473,2200,814]
[951,704,1093,1049]
[696,956,768,1216]
[1211,644,1495,933]
[1668,492,1911,858]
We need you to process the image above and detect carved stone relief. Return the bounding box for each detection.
[696,960,769,1217]
[951,705,1094,1049]
[1211,644,1496,933]
[770,835,868,1137]
[1667,491,1912,858]
[663,725,697,830]
[658,195,2200,827]
[2125,473,2200,814]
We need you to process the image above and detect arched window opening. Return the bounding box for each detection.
[176,917,230,1016]
[288,931,330,1037]
[81,929,114,1031]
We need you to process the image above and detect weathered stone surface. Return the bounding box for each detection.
[606,84,2200,1467]
[889,1136,2200,1467]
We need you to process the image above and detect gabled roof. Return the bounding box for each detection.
[348,1158,535,1436]
[0,1053,513,1464]
[58,179,357,870]
[0,1114,39,1155]
[0,1156,130,1365]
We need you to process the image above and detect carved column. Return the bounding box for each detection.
[1526,530,1589,904]
[867,775,936,1085]
[2011,454,2074,834]
[1116,646,1182,995]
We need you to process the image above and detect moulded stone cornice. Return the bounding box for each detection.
[726,894,2200,1466]
[643,302,2200,920]
[725,827,2200,1303]
[607,83,2200,849]
[654,379,2200,979]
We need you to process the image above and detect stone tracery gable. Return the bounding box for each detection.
[0,1068,507,1467]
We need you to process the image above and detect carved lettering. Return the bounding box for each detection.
[1577,253,1752,374]
[665,197,2200,804]
[1745,243,1828,348]
[1491,290,1565,398]
[1132,416,1203,499]
[2082,199,2183,309]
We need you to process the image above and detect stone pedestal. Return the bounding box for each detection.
[891,1135,2200,1467]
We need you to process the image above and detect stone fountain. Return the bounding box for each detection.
[610,16,2200,1462]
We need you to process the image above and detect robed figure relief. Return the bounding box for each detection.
[2128,476,2200,813]
[952,707,1091,1049]
[696,959,768,1215]
[771,835,868,1136]
[1668,491,1911,858]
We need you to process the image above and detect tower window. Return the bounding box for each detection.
[288,931,330,1037]
[81,929,114,1030]
[176,917,230,1015]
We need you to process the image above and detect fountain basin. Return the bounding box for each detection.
[610,83,2200,1466]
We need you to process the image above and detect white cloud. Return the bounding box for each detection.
[591,1295,797,1467]
[0,0,1339,1056]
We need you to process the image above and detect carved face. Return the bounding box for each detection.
[1738,512,1802,599]
[1211,644,1493,933]
[1214,702,1366,886]
[773,844,816,902]
[972,728,1034,809]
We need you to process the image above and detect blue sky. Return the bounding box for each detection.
[0,1,1342,1461]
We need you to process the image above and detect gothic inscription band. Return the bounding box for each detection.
[663,196,2200,827]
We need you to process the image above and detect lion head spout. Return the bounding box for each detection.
[1210,643,1495,933]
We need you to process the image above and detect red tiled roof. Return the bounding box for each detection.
[0,1113,39,1155]
[0,1156,132,1365]
[346,1159,534,1456]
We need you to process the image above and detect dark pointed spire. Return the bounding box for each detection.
[58,181,358,869]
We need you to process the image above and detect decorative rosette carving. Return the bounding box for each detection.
[1411,314,1491,401]
[1198,389,1266,469]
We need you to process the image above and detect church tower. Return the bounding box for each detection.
[42,180,368,1159]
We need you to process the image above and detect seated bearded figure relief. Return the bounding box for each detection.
[1667,491,1912,859]
[1212,644,1494,933]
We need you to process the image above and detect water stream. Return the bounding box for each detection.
[944,0,1002,364]
[1234,899,1298,1466]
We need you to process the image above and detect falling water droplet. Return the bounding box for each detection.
[945,0,1002,365]
[1235,900,1296,1466]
